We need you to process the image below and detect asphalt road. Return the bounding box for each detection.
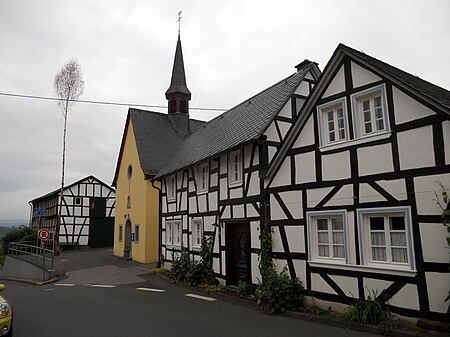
[1,248,378,337]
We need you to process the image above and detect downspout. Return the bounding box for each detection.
[150,178,162,268]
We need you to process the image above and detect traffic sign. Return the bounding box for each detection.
[38,229,50,241]
[35,208,45,216]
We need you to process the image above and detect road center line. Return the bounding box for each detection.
[185,293,216,302]
[55,283,76,287]
[137,287,166,293]
[90,284,116,288]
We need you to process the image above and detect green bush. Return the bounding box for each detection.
[238,281,257,300]
[0,226,37,256]
[256,266,304,314]
[345,289,388,325]
[166,247,191,283]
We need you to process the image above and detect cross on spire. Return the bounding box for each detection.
[177,10,182,37]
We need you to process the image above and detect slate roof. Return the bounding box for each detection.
[30,175,114,202]
[156,61,319,178]
[340,44,450,112]
[112,109,205,185]
[165,36,191,98]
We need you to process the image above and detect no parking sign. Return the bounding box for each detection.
[38,229,51,241]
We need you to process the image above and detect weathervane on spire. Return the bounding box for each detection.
[177,10,182,36]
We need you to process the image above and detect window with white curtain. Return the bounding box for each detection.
[357,207,415,271]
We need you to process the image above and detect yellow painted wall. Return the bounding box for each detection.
[113,119,160,263]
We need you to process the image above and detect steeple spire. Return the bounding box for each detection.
[166,11,191,115]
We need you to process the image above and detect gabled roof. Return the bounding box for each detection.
[30,175,115,203]
[156,61,320,178]
[265,43,450,179]
[112,108,205,185]
[165,36,191,99]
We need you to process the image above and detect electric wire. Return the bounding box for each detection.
[0,92,227,112]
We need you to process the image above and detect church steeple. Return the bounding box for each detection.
[165,15,191,115]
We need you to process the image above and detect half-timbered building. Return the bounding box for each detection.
[30,175,116,248]
[264,44,450,320]
[156,60,321,285]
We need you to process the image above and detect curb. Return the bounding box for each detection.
[0,275,59,286]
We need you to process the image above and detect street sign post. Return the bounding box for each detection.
[38,229,50,241]
[35,208,45,217]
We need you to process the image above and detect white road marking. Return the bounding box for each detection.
[137,287,166,293]
[55,283,76,287]
[90,284,116,288]
[45,288,55,291]
[185,293,216,302]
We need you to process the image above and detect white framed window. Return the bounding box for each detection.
[357,207,415,271]
[75,197,82,206]
[317,98,348,146]
[192,218,203,249]
[134,224,140,243]
[307,210,348,263]
[167,175,176,201]
[118,224,123,242]
[166,221,173,246]
[228,150,242,185]
[197,163,209,193]
[173,221,182,246]
[351,84,389,138]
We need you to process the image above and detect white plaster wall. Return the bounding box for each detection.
[246,203,259,218]
[279,190,303,219]
[304,71,314,81]
[221,206,230,219]
[346,211,357,265]
[351,62,381,88]
[198,194,207,213]
[244,144,253,168]
[189,180,195,192]
[74,207,82,217]
[213,256,220,274]
[285,226,305,253]
[358,143,394,176]
[292,259,306,285]
[229,187,243,199]
[390,284,420,311]
[325,185,353,207]
[377,179,407,201]
[397,125,435,170]
[181,191,187,211]
[268,145,277,163]
[311,273,335,294]
[269,157,291,188]
[246,171,260,197]
[322,65,345,98]
[188,196,197,213]
[219,178,227,200]
[278,101,292,118]
[393,87,436,125]
[363,278,391,299]
[293,115,315,148]
[444,120,450,165]
[295,81,310,96]
[251,253,262,284]
[208,192,218,212]
[162,197,167,213]
[307,187,333,208]
[359,183,386,203]
[220,154,227,174]
[419,223,450,263]
[270,194,287,220]
[278,121,291,139]
[330,275,359,298]
[295,151,316,184]
[272,227,284,252]
[87,184,93,196]
[264,122,280,142]
[426,272,450,313]
[233,204,245,218]
[322,151,351,181]
[79,237,88,245]
[414,173,450,215]
[273,259,289,274]
[221,251,226,275]
[250,221,260,249]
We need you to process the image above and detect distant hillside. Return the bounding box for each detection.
[0,226,15,239]
[0,219,29,227]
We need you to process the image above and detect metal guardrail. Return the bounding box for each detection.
[7,242,54,270]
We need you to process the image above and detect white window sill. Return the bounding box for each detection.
[320,131,391,153]
[197,189,208,195]
[308,261,417,277]
[167,197,176,202]
[228,181,242,188]
[192,245,201,252]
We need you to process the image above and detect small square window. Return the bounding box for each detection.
[317,98,348,146]
[134,224,140,243]
[118,225,123,242]
[307,210,348,263]
[75,197,82,206]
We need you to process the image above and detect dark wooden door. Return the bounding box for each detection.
[226,222,250,285]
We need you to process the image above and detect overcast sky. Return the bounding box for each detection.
[0,0,449,221]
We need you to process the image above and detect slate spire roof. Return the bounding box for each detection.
[156,61,320,178]
[165,35,191,99]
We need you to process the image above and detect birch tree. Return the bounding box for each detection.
[54,59,84,252]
